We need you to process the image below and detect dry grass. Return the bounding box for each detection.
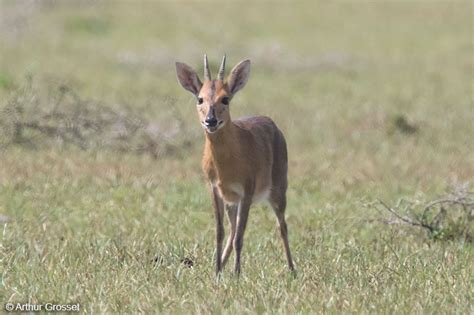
[0,0,473,313]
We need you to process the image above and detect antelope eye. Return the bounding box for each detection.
[197,97,203,105]
[221,97,229,105]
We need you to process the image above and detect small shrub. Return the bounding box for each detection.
[388,114,419,135]
[370,184,473,243]
[0,79,196,158]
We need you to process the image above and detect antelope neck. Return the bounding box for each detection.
[205,120,238,159]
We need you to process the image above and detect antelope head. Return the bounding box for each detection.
[176,55,251,133]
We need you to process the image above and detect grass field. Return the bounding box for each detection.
[1,1,473,313]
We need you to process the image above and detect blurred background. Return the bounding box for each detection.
[1,1,472,187]
[0,1,472,312]
[1,2,472,185]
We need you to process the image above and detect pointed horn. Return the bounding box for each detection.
[204,54,211,80]
[217,54,226,81]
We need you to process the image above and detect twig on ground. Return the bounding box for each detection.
[371,185,473,242]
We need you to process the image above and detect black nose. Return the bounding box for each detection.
[205,117,218,127]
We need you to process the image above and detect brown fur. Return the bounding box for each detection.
[203,116,282,203]
[176,57,294,275]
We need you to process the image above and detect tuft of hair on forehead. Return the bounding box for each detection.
[200,80,228,100]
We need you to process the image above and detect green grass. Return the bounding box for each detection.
[0,1,473,313]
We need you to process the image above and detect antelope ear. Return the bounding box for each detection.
[227,60,251,96]
[175,62,202,96]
